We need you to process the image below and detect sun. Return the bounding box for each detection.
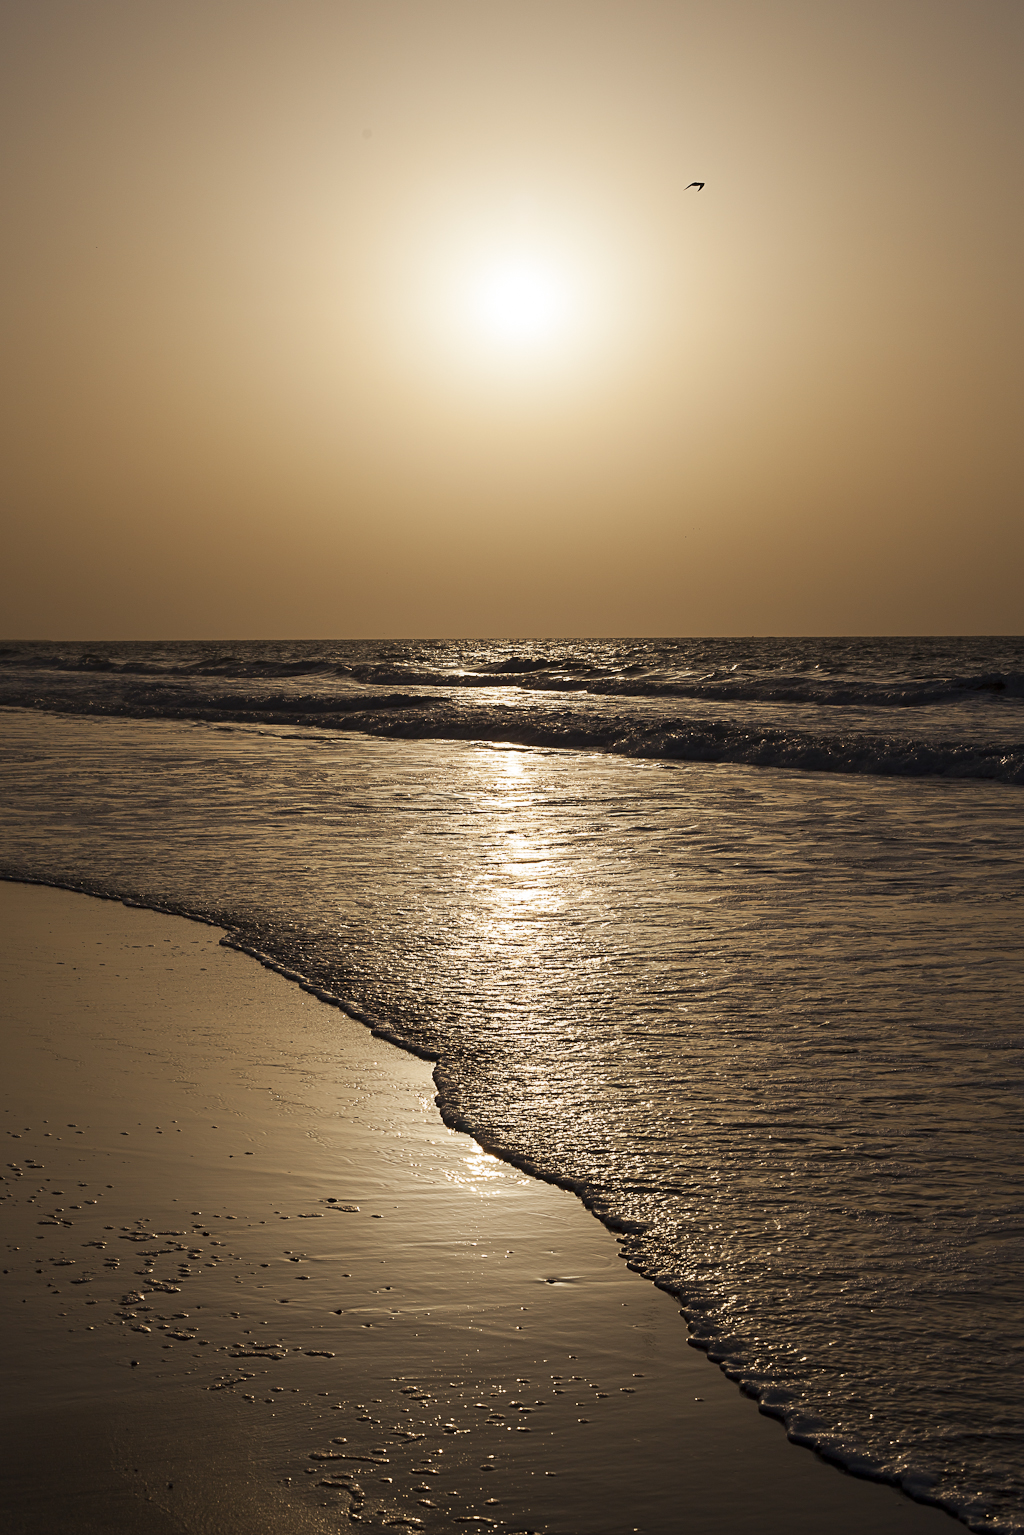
[467,256,576,351]
[380,192,632,386]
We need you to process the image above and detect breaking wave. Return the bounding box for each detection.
[1,641,1022,709]
[2,682,1022,784]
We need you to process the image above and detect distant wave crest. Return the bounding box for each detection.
[1,645,1021,709]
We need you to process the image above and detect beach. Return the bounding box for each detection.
[3,0,1023,1509]
[1,880,957,1534]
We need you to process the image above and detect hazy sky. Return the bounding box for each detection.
[2,0,1021,638]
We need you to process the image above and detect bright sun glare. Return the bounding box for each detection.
[395,199,629,383]
[468,257,575,350]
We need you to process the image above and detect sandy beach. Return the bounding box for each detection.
[1,881,958,1534]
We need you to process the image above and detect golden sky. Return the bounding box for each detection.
[2,0,1021,638]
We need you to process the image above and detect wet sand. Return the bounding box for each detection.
[1,881,957,1535]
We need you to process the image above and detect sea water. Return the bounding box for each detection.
[1,637,1022,1531]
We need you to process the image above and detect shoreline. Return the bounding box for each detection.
[1,880,958,1533]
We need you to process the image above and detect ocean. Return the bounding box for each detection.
[1,636,1022,1532]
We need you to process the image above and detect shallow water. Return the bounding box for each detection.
[3,635,1024,1528]
[2,690,1023,1532]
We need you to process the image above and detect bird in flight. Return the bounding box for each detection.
[686,181,705,190]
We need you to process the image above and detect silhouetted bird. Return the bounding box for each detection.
[686,181,705,190]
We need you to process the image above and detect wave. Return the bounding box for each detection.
[1,645,1021,708]
[0,649,340,681]
[3,685,1022,784]
[585,669,1024,708]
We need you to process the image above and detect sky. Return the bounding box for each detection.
[2,0,1021,639]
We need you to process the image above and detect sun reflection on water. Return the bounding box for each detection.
[444,1143,525,1192]
[478,750,565,932]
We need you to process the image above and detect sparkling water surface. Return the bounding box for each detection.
[3,635,1024,769]
[2,637,1023,1531]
